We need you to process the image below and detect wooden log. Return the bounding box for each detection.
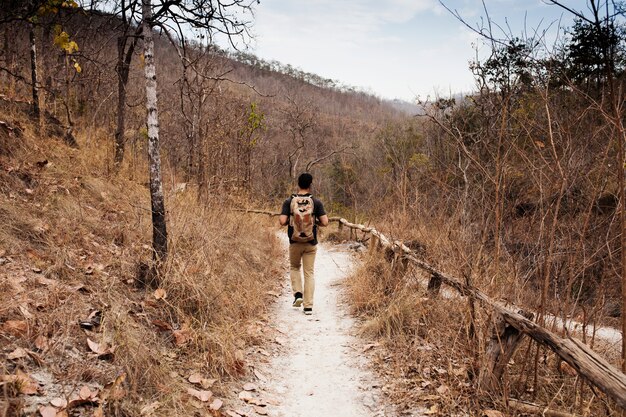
[507,399,581,417]
[479,311,534,392]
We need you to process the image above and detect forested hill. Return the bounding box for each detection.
[2,6,413,201]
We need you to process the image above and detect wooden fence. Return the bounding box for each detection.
[241,209,626,410]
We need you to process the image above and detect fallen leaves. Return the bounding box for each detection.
[209,398,223,411]
[254,406,268,415]
[35,335,49,351]
[7,347,28,360]
[482,410,504,417]
[50,398,68,408]
[38,405,58,417]
[238,390,254,402]
[1,370,39,395]
[86,338,115,359]
[79,385,95,400]
[153,288,166,300]
[188,373,216,389]
[172,324,191,347]
[243,382,257,391]
[187,388,212,402]
[2,320,28,336]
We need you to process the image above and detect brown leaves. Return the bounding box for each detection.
[1,370,39,395]
[35,335,49,351]
[7,347,28,360]
[2,320,28,336]
[238,390,254,402]
[243,382,257,391]
[50,398,68,408]
[86,338,115,359]
[188,373,216,390]
[153,288,166,300]
[209,398,223,411]
[172,324,191,347]
[187,388,213,402]
[38,405,58,417]
[79,385,96,400]
[482,410,504,417]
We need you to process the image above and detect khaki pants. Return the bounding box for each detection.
[289,243,317,308]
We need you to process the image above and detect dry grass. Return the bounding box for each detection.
[342,210,623,417]
[0,101,282,416]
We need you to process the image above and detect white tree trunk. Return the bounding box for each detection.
[142,0,168,266]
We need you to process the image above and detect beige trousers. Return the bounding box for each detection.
[289,243,317,308]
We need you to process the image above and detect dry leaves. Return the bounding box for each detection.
[2,320,28,336]
[38,405,57,417]
[35,335,49,351]
[209,398,223,411]
[243,382,257,391]
[79,386,95,400]
[482,411,504,417]
[153,288,166,300]
[2,370,39,394]
[86,338,115,359]
[50,398,68,408]
[254,406,268,415]
[7,347,28,360]
[187,388,212,402]
[238,390,254,402]
[188,373,216,389]
[435,384,449,395]
[172,324,191,347]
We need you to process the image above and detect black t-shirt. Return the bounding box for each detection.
[281,194,326,245]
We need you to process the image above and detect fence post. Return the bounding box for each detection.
[369,234,379,253]
[478,310,534,392]
[427,273,442,296]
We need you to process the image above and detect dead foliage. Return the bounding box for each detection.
[0,100,282,416]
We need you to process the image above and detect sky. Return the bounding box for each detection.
[245,0,592,102]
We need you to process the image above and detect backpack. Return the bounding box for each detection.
[290,194,315,242]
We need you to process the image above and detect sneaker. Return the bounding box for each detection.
[303,308,313,315]
[292,292,303,307]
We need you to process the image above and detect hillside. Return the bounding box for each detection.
[0,98,282,416]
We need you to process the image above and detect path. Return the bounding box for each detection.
[239,240,394,417]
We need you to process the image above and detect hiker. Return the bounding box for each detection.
[279,173,329,315]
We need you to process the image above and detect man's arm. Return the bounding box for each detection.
[317,214,329,227]
[279,198,291,226]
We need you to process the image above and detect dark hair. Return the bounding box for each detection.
[297,172,313,189]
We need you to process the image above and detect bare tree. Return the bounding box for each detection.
[136,0,255,269]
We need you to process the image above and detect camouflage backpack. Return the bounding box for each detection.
[290,194,315,242]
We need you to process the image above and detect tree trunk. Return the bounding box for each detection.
[142,0,168,266]
[114,35,135,166]
[29,23,40,121]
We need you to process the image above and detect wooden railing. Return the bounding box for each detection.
[240,209,626,410]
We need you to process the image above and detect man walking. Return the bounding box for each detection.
[279,173,329,315]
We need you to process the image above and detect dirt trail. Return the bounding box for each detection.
[246,240,394,417]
